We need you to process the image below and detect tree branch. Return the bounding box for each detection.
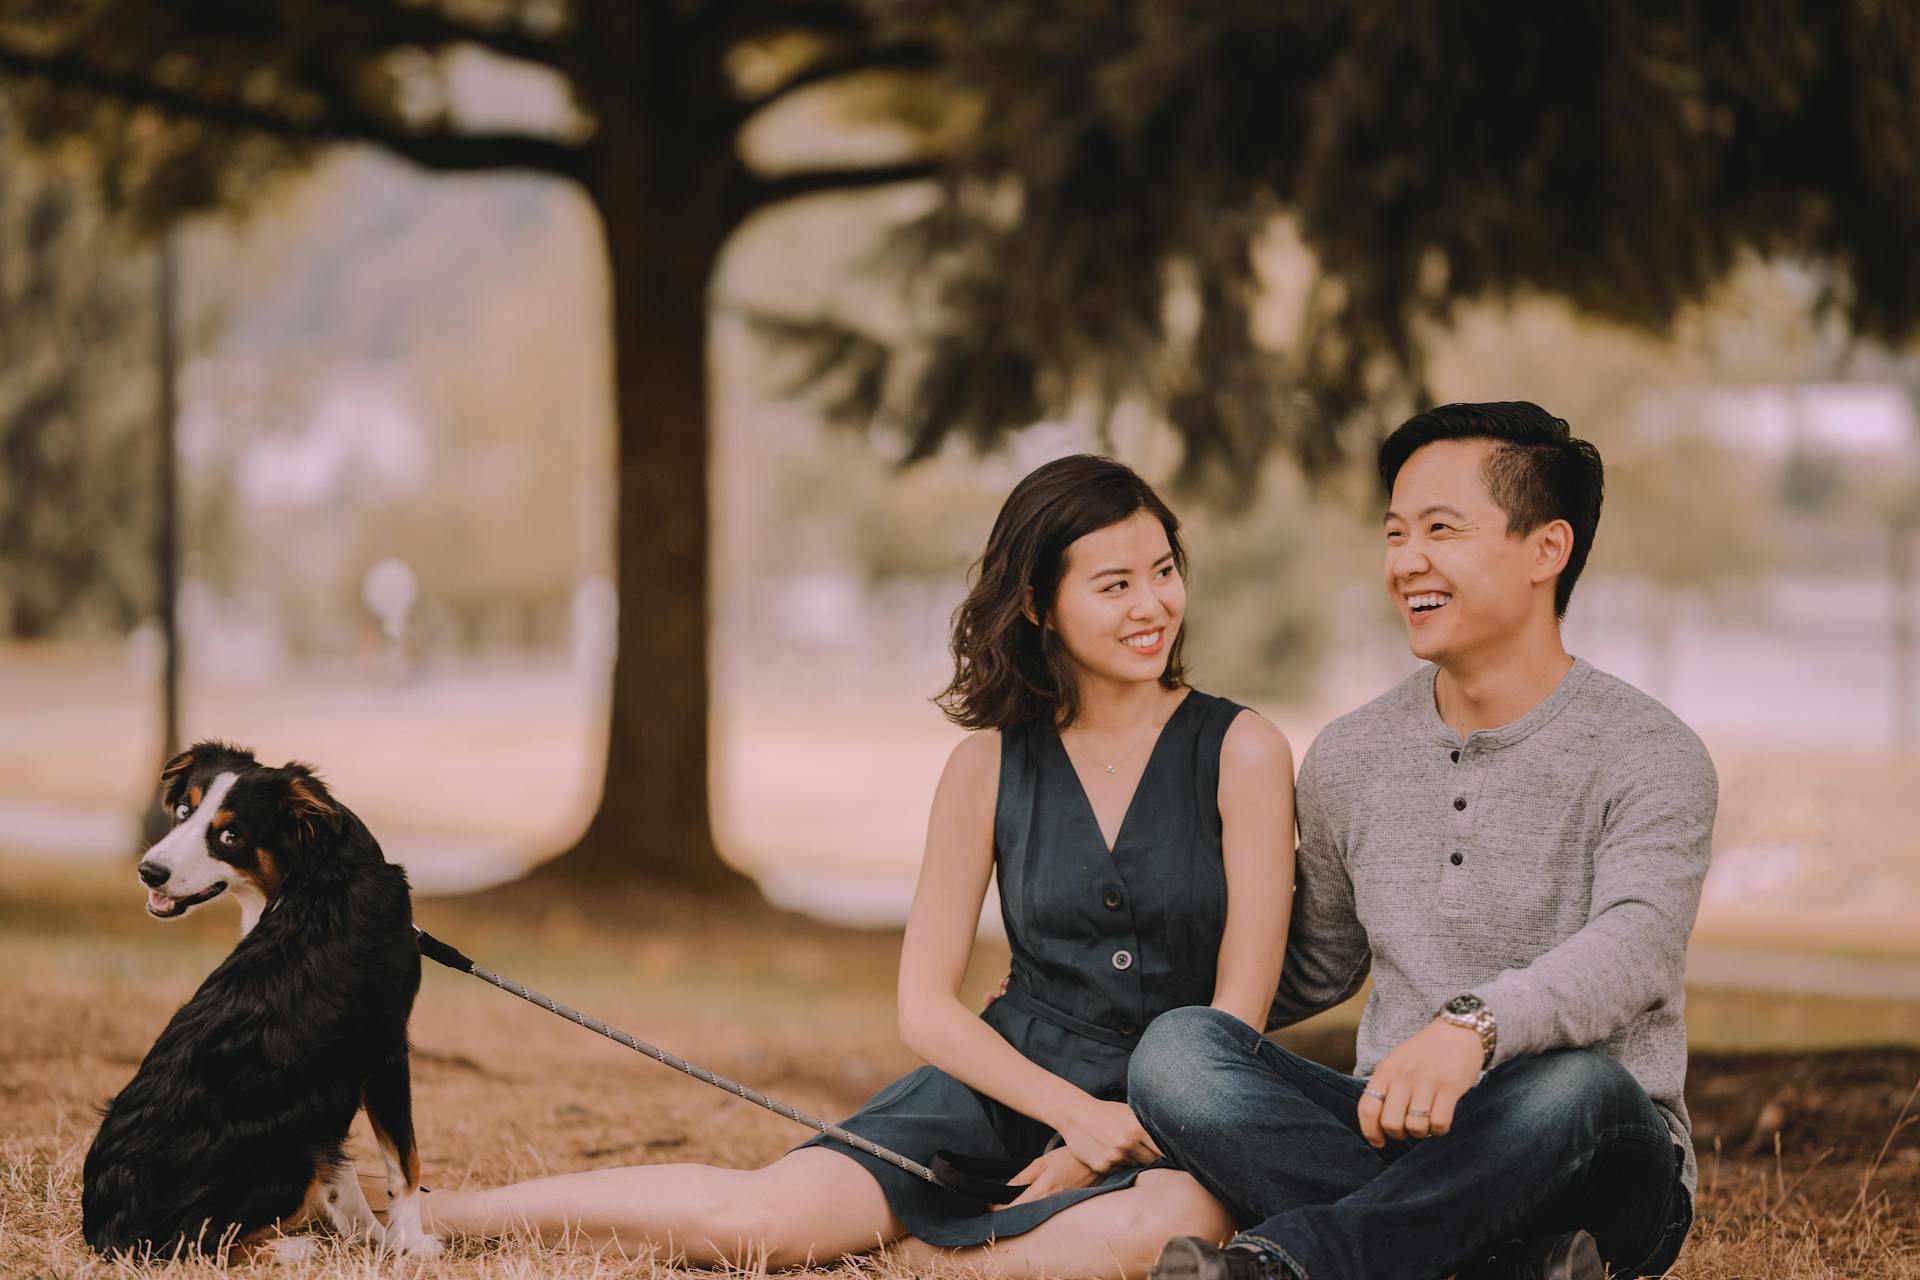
[696,0,872,52]
[742,157,939,214]
[323,0,575,71]
[742,42,937,116]
[0,40,590,182]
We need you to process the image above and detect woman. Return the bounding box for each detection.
[419,455,1296,1277]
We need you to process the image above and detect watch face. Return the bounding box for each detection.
[1444,994,1483,1017]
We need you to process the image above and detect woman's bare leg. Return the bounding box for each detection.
[420,1148,906,1268]
[891,1169,1235,1280]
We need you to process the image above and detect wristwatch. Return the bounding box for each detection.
[1437,994,1497,1069]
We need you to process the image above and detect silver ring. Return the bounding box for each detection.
[1407,1108,1430,1118]
[1362,1087,1387,1101]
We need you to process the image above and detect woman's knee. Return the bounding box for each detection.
[1132,1171,1235,1242]
[725,1151,901,1266]
[1107,1172,1236,1274]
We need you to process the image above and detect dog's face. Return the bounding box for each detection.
[138,740,342,925]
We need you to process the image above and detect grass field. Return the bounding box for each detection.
[3,860,1917,1279]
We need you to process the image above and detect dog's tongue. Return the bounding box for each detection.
[147,888,174,913]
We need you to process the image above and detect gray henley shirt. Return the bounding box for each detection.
[1266,657,1717,1194]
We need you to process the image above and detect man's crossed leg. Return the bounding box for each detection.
[1128,1007,1692,1280]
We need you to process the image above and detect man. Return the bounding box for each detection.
[1130,402,1715,1280]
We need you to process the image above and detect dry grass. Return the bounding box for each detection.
[3,866,1916,1278]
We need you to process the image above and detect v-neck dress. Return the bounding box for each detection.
[801,688,1247,1246]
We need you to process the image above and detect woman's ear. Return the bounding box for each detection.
[1021,585,1040,627]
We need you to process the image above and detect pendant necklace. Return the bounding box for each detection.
[1062,729,1148,777]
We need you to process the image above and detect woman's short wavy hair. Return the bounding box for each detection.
[937,455,1188,731]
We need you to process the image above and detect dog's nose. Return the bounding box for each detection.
[138,861,169,888]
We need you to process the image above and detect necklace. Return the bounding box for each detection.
[1060,726,1153,776]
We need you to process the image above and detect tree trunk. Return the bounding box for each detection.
[538,126,752,892]
[140,229,181,846]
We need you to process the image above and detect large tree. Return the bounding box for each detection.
[0,0,939,888]
[2,1,1915,886]
[0,109,164,640]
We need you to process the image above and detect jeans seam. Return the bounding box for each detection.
[1623,1188,1693,1277]
[1236,1232,1310,1280]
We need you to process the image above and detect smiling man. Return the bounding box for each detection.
[1129,403,1716,1280]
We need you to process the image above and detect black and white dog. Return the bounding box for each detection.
[81,740,440,1260]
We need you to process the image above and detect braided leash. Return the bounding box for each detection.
[414,928,955,1193]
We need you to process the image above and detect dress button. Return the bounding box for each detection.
[1111,949,1134,971]
[1450,852,1464,866]
[1116,1018,1138,1036]
[1453,797,1467,811]
[1450,750,1460,763]
[1103,888,1123,910]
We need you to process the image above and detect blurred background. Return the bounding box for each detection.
[2,4,1917,997]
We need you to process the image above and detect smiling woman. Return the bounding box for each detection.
[937,455,1192,734]
[410,454,1296,1279]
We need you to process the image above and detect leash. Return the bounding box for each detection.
[413,927,1015,1203]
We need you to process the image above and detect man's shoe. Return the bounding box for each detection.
[1460,1229,1604,1280]
[1149,1236,1288,1280]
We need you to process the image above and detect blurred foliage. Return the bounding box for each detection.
[1175,462,1367,702]
[4,0,1918,877]
[0,111,156,639]
[769,0,1920,484]
[1594,436,1771,601]
[8,0,1914,489]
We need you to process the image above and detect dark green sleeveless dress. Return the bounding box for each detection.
[802,688,1247,1246]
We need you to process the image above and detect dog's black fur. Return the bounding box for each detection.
[81,740,426,1258]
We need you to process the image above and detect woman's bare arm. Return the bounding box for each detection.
[895,732,1153,1172]
[1209,711,1296,1029]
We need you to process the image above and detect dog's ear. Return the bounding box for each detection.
[158,749,197,813]
[159,739,260,812]
[282,766,343,844]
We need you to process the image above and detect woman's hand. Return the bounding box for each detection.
[1055,1097,1163,1173]
[1005,1146,1100,1206]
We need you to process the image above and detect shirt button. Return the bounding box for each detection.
[1116,1017,1138,1036]
[1450,750,1460,763]
[1103,888,1123,910]
[1111,949,1134,971]
[1450,852,1464,866]
[1453,797,1467,810]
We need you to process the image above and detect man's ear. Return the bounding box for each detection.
[1529,519,1574,585]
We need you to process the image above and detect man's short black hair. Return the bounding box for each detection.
[1378,401,1604,619]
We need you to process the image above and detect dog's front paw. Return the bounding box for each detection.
[393,1231,444,1258]
[270,1236,321,1262]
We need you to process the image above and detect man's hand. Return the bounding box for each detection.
[1357,1018,1485,1147]
[1005,1146,1100,1205]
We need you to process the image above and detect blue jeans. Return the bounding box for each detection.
[1128,1007,1692,1280]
